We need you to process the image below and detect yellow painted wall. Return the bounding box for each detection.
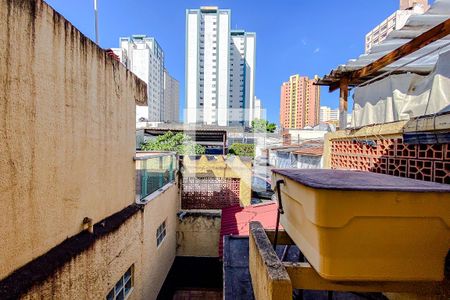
[176,210,222,257]
[22,184,178,300]
[0,0,147,279]
[182,155,252,206]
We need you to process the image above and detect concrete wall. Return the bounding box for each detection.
[176,211,222,257]
[22,184,178,300]
[0,0,146,279]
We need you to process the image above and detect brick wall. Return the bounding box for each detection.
[181,177,241,209]
[331,138,450,184]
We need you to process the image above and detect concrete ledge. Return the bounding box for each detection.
[0,204,143,299]
[249,221,292,300]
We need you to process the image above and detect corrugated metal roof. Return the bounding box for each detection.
[219,203,279,257]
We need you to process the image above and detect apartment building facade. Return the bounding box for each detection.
[185,6,256,126]
[320,106,339,123]
[253,97,263,120]
[280,74,320,129]
[163,69,180,123]
[365,0,428,53]
[114,35,165,122]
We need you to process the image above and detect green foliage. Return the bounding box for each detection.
[251,119,276,133]
[229,143,255,158]
[141,131,206,155]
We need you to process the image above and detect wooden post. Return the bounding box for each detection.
[339,78,349,130]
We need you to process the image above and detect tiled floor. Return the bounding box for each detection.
[172,289,223,300]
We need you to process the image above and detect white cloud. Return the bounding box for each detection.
[313,47,320,54]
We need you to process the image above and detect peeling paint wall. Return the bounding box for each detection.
[21,184,178,300]
[0,0,147,279]
[176,211,222,257]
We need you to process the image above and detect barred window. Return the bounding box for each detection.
[156,220,167,247]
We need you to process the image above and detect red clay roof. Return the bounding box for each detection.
[293,147,323,156]
[219,202,279,258]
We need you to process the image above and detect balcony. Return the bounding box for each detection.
[135,151,177,202]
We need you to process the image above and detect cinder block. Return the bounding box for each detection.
[408,159,433,182]
[434,161,450,184]
[395,139,417,159]
[372,157,388,174]
[388,158,408,178]
[376,139,395,157]
[418,144,443,160]
[444,144,450,161]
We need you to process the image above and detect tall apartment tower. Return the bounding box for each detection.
[253,97,263,120]
[365,0,428,53]
[185,6,256,126]
[400,0,429,9]
[163,69,180,123]
[113,35,165,122]
[280,75,320,129]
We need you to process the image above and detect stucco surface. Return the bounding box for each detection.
[176,211,222,257]
[21,184,178,300]
[0,0,146,279]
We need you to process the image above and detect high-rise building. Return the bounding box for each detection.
[185,6,256,126]
[253,97,263,120]
[400,0,429,10]
[163,69,180,123]
[113,35,165,122]
[320,106,339,123]
[280,74,320,129]
[365,0,428,53]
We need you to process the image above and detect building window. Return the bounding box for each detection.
[106,265,134,300]
[156,220,167,247]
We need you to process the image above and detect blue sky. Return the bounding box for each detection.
[45,0,413,124]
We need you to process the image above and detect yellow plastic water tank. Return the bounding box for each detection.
[272,169,450,281]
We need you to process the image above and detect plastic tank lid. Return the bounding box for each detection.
[272,169,450,193]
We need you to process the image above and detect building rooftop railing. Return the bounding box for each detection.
[135,151,177,202]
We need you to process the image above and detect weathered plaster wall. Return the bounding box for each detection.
[21,184,178,300]
[176,210,222,257]
[0,0,147,279]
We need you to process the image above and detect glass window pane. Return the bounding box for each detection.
[117,289,125,300]
[124,268,132,282]
[115,278,123,293]
[106,289,114,300]
[125,278,132,295]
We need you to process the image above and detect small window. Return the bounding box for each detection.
[106,265,134,300]
[156,220,167,247]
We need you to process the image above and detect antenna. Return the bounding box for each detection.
[94,0,99,44]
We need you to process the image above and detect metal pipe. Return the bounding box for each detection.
[273,179,285,250]
[94,0,99,44]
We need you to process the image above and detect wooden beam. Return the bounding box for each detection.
[350,18,450,81]
[284,262,449,295]
[339,78,349,129]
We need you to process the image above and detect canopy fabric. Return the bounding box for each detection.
[352,49,450,127]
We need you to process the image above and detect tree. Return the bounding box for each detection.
[229,143,255,158]
[251,119,276,133]
[141,131,206,155]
